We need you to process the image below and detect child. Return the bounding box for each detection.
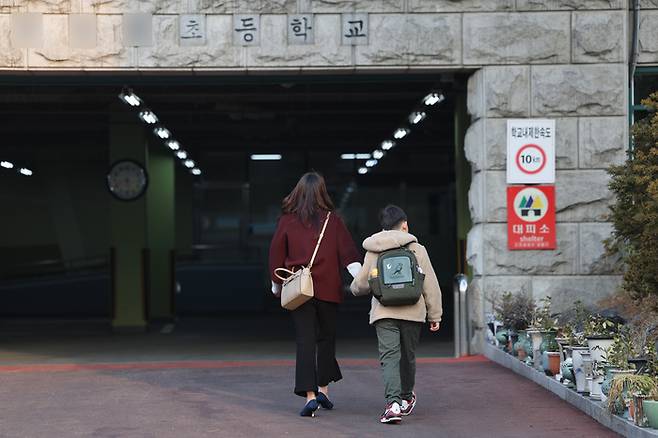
[350,204,443,424]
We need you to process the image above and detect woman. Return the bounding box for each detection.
[269,172,361,417]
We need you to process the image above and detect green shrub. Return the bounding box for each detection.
[608,92,658,305]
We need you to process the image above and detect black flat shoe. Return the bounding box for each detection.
[316,392,334,410]
[300,399,319,417]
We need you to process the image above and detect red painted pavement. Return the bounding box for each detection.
[0,354,488,374]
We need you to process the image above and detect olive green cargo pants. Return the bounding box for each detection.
[374,318,422,405]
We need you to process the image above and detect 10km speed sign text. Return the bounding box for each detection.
[507,119,555,184]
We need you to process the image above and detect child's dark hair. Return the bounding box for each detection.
[380,204,408,230]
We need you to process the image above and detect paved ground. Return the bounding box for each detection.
[0,356,619,438]
[0,319,619,438]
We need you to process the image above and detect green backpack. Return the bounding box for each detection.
[368,246,425,306]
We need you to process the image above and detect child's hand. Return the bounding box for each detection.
[271,282,282,298]
[429,322,440,332]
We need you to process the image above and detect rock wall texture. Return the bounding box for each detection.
[464,58,630,350]
[0,0,655,69]
[1,0,654,352]
[458,0,658,353]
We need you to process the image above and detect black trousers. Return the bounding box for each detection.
[290,298,343,397]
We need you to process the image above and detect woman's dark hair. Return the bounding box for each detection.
[380,204,407,230]
[282,172,335,225]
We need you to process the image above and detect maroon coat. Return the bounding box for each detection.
[269,212,361,304]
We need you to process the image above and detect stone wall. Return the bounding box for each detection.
[463,2,657,352]
[1,0,658,351]
[0,0,655,70]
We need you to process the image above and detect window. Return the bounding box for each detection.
[632,68,658,123]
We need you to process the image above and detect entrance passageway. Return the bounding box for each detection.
[0,73,469,350]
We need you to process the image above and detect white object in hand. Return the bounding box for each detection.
[347,262,362,279]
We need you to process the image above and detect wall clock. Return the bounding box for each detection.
[106,159,149,201]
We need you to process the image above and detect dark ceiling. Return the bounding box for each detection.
[0,73,467,186]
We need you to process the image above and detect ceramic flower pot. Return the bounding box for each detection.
[508,330,519,356]
[642,400,658,429]
[528,330,543,370]
[581,353,593,394]
[601,365,619,399]
[546,351,561,377]
[590,375,604,401]
[610,369,636,380]
[587,337,614,363]
[608,370,638,415]
[630,394,649,427]
[561,357,574,384]
[514,330,531,361]
[571,347,590,394]
[495,329,508,350]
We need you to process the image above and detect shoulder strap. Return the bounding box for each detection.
[308,212,331,270]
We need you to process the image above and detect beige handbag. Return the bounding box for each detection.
[274,212,331,311]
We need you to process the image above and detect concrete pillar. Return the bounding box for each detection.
[146,141,175,321]
[453,90,471,275]
[109,114,147,331]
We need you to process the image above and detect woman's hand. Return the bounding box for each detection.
[429,321,440,332]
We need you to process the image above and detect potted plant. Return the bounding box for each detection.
[597,291,658,374]
[526,326,544,371]
[557,302,590,387]
[640,346,658,427]
[643,384,658,430]
[555,324,574,383]
[493,291,534,356]
[492,292,512,352]
[495,328,509,351]
[560,327,591,394]
[607,331,632,371]
[529,296,561,375]
[590,360,607,401]
[606,374,657,418]
[629,379,658,427]
[514,330,533,363]
[585,313,618,364]
[631,391,652,427]
[601,330,639,401]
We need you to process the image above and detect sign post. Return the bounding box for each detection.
[507,119,555,184]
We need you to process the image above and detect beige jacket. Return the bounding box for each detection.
[350,230,443,325]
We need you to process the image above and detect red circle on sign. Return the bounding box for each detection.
[515,144,547,175]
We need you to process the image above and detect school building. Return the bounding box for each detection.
[0,0,657,353]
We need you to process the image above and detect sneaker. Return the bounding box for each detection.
[380,402,402,424]
[400,392,416,416]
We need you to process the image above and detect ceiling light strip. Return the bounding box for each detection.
[119,87,202,176]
